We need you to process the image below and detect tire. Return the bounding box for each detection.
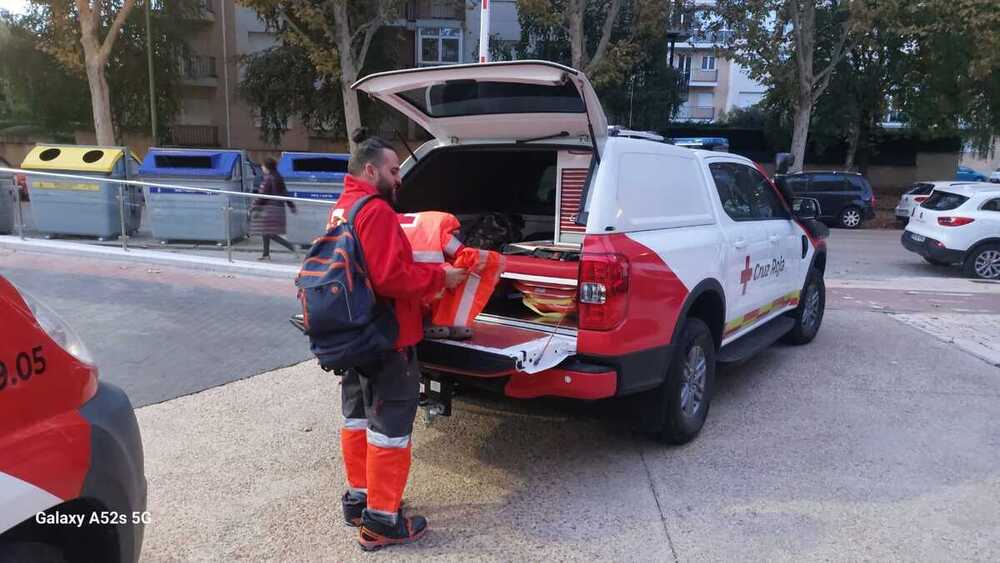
[963,244,1000,280]
[838,206,864,229]
[654,318,716,445]
[896,218,908,228]
[782,267,825,345]
[0,542,66,563]
[923,256,952,267]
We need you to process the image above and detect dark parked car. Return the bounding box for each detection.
[775,171,876,229]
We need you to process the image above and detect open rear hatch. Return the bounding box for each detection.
[352,60,606,152]
[353,61,606,377]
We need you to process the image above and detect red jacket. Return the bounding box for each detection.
[328,175,445,349]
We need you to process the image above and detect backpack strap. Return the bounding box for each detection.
[342,194,382,278]
[347,194,379,225]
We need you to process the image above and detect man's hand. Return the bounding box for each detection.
[442,265,469,289]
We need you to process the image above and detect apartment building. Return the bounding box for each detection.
[672,0,766,123]
[168,0,487,152]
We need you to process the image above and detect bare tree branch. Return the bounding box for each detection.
[356,15,382,66]
[98,0,136,61]
[586,0,623,73]
[812,17,852,97]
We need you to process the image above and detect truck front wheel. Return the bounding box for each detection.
[654,317,716,445]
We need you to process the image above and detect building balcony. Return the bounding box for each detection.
[678,106,715,121]
[689,68,718,84]
[180,55,218,87]
[168,125,220,147]
[675,29,735,48]
[403,0,464,20]
[180,0,216,22]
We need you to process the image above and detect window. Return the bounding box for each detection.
[397,81,585,118]
[810,174,849,192]
[907,182,934,196]
[695,92,715,107]
[709,162,789,221]
[676,55,692,73]
[701,55,716,70]
[418,27,461,66]
[980,198,1000,212]
[922,191,969,211]
[781,176,810,194]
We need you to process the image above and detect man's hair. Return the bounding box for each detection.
[348,127,394,176]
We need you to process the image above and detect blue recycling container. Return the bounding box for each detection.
[278,152,348,247]
[139,148,260,243]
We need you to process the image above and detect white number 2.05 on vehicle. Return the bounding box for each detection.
[352,61,828,444]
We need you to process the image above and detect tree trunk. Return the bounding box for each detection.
[789,93,812,173]
[844,122,861,171]
[332,1,361,152]
[75,0,136,146]
[340,69,362,153]
[84,59,116,145]
[567,0,586,70]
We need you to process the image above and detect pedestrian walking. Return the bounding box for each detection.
[331,128,467,551]
[250,157,299,261]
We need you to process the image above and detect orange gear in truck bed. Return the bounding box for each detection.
[398,212,503,328]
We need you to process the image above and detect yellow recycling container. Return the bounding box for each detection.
[21,144,143,240]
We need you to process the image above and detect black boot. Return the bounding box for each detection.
[358,509,428,551]
[342,492,366,527]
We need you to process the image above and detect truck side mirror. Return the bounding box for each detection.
[793,197,820,220]
[775,153,793,175]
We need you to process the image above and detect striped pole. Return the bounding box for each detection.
[478,0,490,63]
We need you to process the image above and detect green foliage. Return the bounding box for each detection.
[238,24,407,145]
[239,44,344,146]
[0,1,194,141]
[512,0,687,128]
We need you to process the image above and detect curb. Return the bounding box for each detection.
[0,236,299,279]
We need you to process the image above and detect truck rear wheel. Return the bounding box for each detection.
[655,317,716,445]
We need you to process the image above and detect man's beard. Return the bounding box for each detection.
[375,175,399,206]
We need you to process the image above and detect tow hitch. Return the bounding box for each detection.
[420,373,454,424]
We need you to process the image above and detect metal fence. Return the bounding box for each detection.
[0,167,336,265]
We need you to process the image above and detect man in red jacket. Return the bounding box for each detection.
[329,131,467,551]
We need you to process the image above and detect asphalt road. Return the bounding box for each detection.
[0,248,309,407]
[825,228,966,280]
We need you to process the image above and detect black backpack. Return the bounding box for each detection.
[294,195,398,370]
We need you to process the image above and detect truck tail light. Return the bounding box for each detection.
[914,196,928,203]
[578,253,628,331]
[938,216,974,227]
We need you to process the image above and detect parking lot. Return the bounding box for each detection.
[2,228,999,561]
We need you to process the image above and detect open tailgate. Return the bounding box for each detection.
[418,316,576,377]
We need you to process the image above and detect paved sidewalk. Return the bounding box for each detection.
[138,311,1000,562]
[893,313,1000,366]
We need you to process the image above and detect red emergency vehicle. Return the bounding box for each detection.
[0,275,146,562]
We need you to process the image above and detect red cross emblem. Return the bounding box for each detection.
[740,256,752,295]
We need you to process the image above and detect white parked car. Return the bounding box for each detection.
[894,182,935,225]
[901,183,1000,279]
[990,167,1000,183]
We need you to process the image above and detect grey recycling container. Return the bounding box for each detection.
[138,148,260,243]
[21,145,143,240]
[0,164,14,234]
[278,152,348,247]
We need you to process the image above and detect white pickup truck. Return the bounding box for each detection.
[347,60,829,444]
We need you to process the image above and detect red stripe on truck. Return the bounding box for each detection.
[577,234,688,356]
